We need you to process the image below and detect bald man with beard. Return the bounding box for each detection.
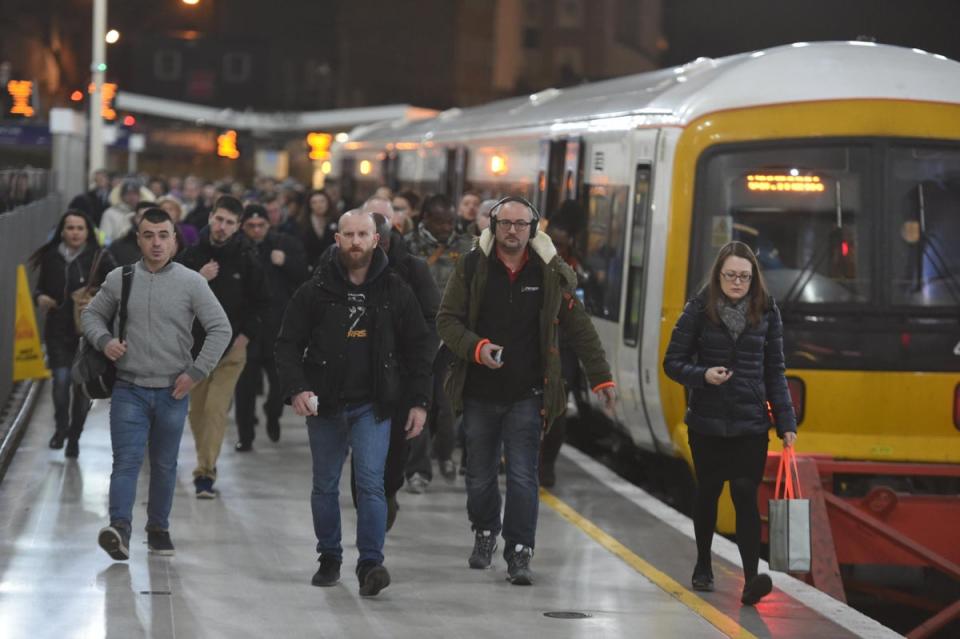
[275,210,433,597]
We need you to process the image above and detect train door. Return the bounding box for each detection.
[439,145,468,201]
[615,130,660,451]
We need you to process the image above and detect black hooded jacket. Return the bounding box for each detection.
[275,245,433,420]
[662,292,798,438]
[178,227,269,357]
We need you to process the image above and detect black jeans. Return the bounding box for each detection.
[234,350,283,444]
[52,366,90,441]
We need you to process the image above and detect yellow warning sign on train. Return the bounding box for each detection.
[13,264,51,381]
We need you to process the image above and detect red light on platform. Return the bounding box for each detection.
[841,240,850,257]
[123,115,136,126]
[70,90,83,102]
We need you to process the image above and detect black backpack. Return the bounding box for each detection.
[71,264,134,400]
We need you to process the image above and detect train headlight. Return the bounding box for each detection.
[786,376,805,425]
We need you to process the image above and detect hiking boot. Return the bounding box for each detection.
[439,459,456,482]
[146,529,175,556]
[357,561,391,597]
[406,473,429,494]
[65,439,80,459]
[266,417,281,442]
[741,573,773,605]
[311,554,341,587]
[468,529,497,569]
[505,544,534,585]
[98,522,131,561]
[386,494,399,532]
[194,476,216,499]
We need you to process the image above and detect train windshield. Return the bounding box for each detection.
[888,145,960,308]
[690,140,960,371]
[691,143,873,307]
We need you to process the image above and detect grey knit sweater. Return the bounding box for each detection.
[81,260,231,387]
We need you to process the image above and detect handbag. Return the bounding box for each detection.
[71,264,134,400]
[768,446,811,572]
[71,249,106,334]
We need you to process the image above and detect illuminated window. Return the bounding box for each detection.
[359,160,373,176]
[490,154,508,176]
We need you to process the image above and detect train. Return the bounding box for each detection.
[327,42,960,543]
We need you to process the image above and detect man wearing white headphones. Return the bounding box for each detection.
[437,196,617,586]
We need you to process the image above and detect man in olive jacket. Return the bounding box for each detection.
[437,197,617,586]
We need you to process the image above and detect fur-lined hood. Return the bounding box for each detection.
[475,227,558,264]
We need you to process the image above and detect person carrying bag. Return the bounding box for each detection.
[769,446,811,573]
[71,249,106,333]
[71,264,134,400]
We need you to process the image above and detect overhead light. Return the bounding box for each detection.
[105,29,120,44]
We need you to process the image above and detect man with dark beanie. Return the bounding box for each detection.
[178,195,269,498]
[234,203,308,450]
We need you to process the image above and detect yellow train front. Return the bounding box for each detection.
[329,41,960,621]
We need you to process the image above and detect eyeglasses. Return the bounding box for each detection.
[720,271,753,283]
[497,220,532,231]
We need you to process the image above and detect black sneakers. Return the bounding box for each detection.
[741,573,773,605]
[98,522,131,561]
[505,544,534,585]
[194,476,216,499]
[147,529,176,556]
[65,439,80,458]
[357,561,391,597]
[311,555,341,587]
[469,530,497,569]
[234,440,253,452]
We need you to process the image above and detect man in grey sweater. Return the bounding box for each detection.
[82,208,231,560]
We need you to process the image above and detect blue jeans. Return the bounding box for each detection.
[462,397,542,549]
[108,381,189,530]
[51,366,90,438]
[307,403,390,565]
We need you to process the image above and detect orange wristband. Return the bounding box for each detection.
[474,338,491,364]
[592,381,616,393]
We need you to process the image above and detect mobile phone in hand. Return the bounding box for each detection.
[492,348,503,365]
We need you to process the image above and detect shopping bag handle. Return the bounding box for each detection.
[774,447,803,500]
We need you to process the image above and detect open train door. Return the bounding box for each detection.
[615,129,661,451]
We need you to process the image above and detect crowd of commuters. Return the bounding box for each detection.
[31,166,794,606]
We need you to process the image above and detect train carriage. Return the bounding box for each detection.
[329,41,960,590]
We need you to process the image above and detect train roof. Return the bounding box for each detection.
[345,41,960,145]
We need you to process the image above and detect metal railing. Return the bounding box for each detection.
[0,168,55,214]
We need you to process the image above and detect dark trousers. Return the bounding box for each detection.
[463,396,542,549]
[688,430,769,579]
[234,351,282,444]
[406,353,455,479]
[52,366,90,441]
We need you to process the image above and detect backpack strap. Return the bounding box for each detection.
[118,264,134,341]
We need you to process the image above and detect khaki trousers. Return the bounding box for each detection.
[190,343,246,480]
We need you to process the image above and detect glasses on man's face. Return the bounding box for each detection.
[720,271,753,283]
[497,219,532,231]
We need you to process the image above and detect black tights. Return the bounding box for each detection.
[693,476,761,580]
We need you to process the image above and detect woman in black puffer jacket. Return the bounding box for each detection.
[30,210,115,457]
[663,240,798,606]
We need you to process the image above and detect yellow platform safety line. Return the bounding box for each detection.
[541,489,758,639]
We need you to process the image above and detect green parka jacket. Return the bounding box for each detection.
[437,227,615,430]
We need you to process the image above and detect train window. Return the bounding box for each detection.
[582,184,628,320]
[691,144,872,307]
[623,165,652,346]
[887,145,960,307]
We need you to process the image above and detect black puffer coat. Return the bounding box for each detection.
[663,292,797,438]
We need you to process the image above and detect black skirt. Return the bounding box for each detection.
[688,429,769,485]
